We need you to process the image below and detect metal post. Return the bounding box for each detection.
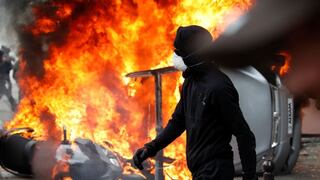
[154,73,164,180]
[126,66,177,180]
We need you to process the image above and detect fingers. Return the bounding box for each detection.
[133,149,145,170]
[133,156,144,170]
[140,148,149,160]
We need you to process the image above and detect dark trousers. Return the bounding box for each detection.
[192,159,235,180]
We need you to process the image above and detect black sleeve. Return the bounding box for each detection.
[4,61,13,73]
[145,97,186,153]
[216,81,257,178]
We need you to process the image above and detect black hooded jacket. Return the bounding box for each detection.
[145,63,256,178]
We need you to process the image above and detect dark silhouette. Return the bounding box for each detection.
[0,49,16,111]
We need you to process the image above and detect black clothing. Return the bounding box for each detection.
[145,63,256,178]
[0,60,16,111]
[192,159,234,180]
[133,147,156,170]
[173,26,212,66]
[0,61,12,75]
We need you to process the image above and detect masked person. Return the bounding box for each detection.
[133,25,257,180]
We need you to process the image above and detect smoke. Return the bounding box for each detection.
[0,0,35,56]
[0,7,16,54]
[206,0,320,100]
[32,140,59,180]
[0,2,63,178]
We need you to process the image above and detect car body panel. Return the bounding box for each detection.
[221,66,294,173]
[272,82,293,172]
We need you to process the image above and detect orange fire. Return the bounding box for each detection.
[6,0,252,179]
[279,52,291,76]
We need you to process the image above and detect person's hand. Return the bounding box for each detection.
[132,147,151,170]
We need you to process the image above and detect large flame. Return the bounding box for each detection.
[6,0,252,179]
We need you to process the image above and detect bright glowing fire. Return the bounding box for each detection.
[6,0,252,179]
[279,52,291,76]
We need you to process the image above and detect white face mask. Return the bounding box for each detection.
[172,52,187,71]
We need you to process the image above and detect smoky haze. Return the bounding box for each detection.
[0,0,35,56]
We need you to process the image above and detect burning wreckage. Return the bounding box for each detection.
[0,63,301,180]
[0,0,303,179]
[1,0,254,179]
[0,127,153,180]
[0,67,177,180]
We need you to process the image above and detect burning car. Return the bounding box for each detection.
[0,64,300,179]
[0,0,300,179]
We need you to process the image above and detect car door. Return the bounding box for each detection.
[222,66,273,173]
